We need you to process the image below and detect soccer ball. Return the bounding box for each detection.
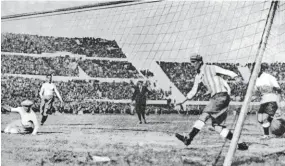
[270,118,285,136]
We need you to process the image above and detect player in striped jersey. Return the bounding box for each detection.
[175,54,248,150]
[254,63,282,139]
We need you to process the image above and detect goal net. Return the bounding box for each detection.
[1,1,285,163]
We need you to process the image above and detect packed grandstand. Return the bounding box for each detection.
[2,33,285,114]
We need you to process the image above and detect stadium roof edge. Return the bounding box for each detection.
[1,0,162,21]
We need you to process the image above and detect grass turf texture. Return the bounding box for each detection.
[2,113,285,166]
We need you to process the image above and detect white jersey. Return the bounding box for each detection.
[40,83,57,97]
[11,107,39,127]
[255,72,280,104]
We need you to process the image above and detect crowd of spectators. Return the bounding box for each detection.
[2,54,143,78]
[1,76,42,108]
[5,33,285,114]
[1,33,126,58]
[1,54,79,76]
[245,62,285,81]
[159,61,285,102]
[1,76,169,109]
[140,70,154,78]
[79,60,141,78]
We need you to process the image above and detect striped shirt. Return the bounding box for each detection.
[187,64,238,99]
[255,72,280,104]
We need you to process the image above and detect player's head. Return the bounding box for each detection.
[260,63,268,72]
[190,53,203,71]
[257,63,268,76]
[21,100,34,112]
[46,74,52,83]
[137,81,143,87]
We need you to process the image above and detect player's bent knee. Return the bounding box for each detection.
[262,122,270,128]
[257,114,267,124]
[193,120,205,130]
[220,128,230,138]
[214,125,223,133]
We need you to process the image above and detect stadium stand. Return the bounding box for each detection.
[1,54,79,76]
[79,59,141,78]
[1,33,126,58]
[1,76,170,112]
[2,30,285,114]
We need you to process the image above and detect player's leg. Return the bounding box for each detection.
[40,98,48,125]
[4,120,22,134]
[211,95,248,150]
[175,98,214,146]
[40,98,45,115]
[136,104,142,124]
[257,102,278,138]
[41,97,54,125]
[141,105,147,124]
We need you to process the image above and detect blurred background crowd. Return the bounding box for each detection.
[2,33,285,114]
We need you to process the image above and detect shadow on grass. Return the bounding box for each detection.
[147,121,171,124]
[67,123,94,126]
[47,123,94,126]
[81,127,150,132]
[38,131,64,135]
[1,130,63,135]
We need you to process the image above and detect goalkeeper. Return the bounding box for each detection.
[2,100,39,135]
[175,54,248,150]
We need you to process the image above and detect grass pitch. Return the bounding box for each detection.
[1,113,285,166]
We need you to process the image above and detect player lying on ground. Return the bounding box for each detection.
[2,100,39,135]
[39,74,64,125]
[254,63,283,139]
[175,54,248,150]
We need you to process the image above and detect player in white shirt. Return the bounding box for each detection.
[3,100,39,135]
[39,74,63,125]
[254,63,282,139]
[175,54,248,150]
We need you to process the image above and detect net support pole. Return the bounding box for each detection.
[223,1,279,166]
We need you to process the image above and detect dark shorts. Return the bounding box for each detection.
[204,92,230,114]
[202,92,230,125]
[258,102,278,116]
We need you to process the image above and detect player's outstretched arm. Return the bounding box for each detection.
[175,75,200,112]
[177,74,200,105]
[2,105,12,112]
[214,65,238,79]
[2,105,20,113]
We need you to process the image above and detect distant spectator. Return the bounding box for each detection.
[1,33,126,58]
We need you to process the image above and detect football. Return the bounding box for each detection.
[270,118,285,136]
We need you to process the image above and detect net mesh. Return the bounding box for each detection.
[1,0,284,103]
[3,1,283,66]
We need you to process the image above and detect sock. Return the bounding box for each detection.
[41,116,48,124]
[263,127,269,135]
[222,130,243,144]
[226,131,233,140]
[189,128,200,140]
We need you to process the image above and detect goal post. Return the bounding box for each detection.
[223,1,280,166]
